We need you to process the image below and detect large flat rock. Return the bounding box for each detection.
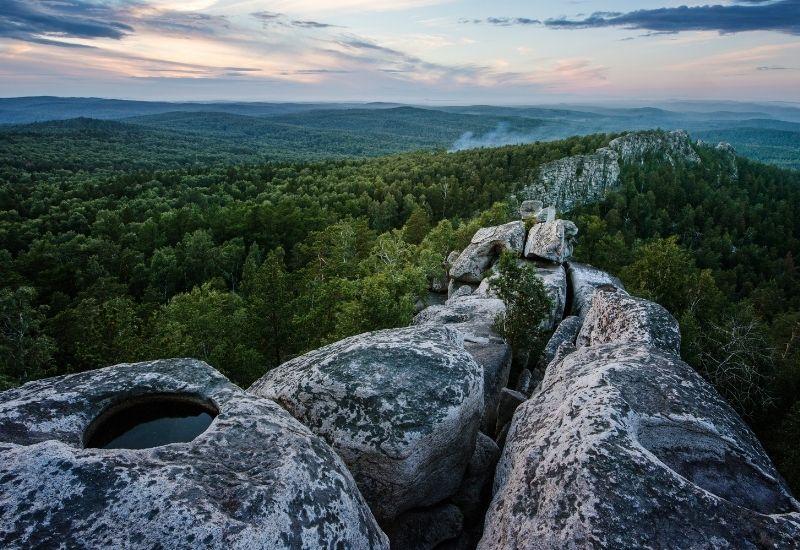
[0,359,387,549]
[481,344,800,549]
[249,326,483,522]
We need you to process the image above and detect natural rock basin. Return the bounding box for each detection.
[84,394,218,450]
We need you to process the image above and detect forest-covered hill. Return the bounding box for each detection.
[1,123,800,492]
[2,97,799,169]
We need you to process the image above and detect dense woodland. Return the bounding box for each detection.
[1,127,800,492]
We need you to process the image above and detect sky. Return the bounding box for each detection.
[1,0,799,103]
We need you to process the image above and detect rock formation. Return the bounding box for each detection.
[480,253,799,548]
[0,359,387,549]
[414,295,510,435]
[576,286,681,354]
[521,130,704,211]
[481,344,800,548]
[449,221,526,283]
[2,133,790,550]
[609,129,701,165]
[248,325,483,523]
[567,261,625,318]
[524,219,578,264]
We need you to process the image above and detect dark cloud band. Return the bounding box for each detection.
[0,0,134,44]
[465,0,800,35]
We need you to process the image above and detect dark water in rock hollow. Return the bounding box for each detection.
[86,399,215,450]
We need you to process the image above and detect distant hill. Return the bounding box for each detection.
[0,97,382,125]
[0,97,799,169]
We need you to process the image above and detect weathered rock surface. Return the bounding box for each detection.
[449,221,526,283]
[532,262,567,329]
[716,141,739,180]
[481,344,800,549]
[566,261,625,318]
[414,296,510,435]
[521,130,701,212]
[452,432,501,547]
[519,200,542,219]
[515,368,533,395]
[522,148,620,211]
[524,220,578,264]
[452,432,500,522]
[519,200,555,223]
[610,129,701,166]
[0,358,387,549]
[447,284,475,303]
[249,326,483,522]
[577,287,681,354]
[385,504,464,550]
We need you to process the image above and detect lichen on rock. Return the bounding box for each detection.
[0,358,388,549]
[481,344,800,549]
[249,325,484,523]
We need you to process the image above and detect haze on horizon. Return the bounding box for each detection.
[1,0,799,104]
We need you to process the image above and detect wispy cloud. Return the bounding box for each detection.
[251,11,339,29]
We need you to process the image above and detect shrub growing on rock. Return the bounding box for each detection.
[489,251,552,370]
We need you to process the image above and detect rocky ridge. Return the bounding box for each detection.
[521,129,734,211]
[1,132,794,549]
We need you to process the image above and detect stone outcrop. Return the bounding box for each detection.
[538,315,582,369]
[566,261,625,318]
[494,388,526,435]
[577,286,681,354]
[716,141,739,180]
[521,130,703,211]
[452,432,500,522]
[249,325,483,523]
[609,129,701,165]
[521,147,620,211]
[524,220,578,264]
[0,133,780,549]
[529,315,583,392]
[481,344,800,548]
[0,359,387,549]
[449,221,526,283]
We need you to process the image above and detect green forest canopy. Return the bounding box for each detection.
[1,129,799,493]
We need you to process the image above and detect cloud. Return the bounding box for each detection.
[250,11,339,29]
[0,0,134,44]
[544,0,800,35]
[460,17,540,26]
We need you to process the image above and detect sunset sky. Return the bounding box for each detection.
[1,0,799,103]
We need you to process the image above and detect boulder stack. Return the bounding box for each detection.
[449,221,526,283]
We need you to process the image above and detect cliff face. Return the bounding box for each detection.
[522,129,710,211]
